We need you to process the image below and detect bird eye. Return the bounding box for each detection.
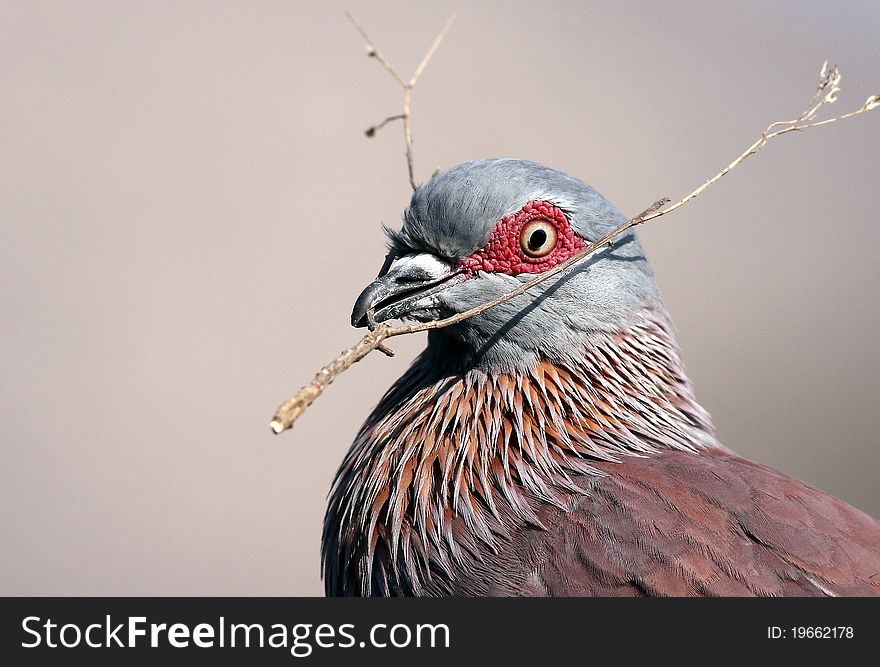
[519,219,558,258]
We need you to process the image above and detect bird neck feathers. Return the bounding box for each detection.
[323,311,719,595]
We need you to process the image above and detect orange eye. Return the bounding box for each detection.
[519,219,558,258]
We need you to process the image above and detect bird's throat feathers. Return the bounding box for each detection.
[323,312,719,595]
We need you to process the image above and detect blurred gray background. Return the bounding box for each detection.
[1,1,878,595]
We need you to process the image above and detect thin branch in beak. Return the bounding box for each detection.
[270,60,880,435]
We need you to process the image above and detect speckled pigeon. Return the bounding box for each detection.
[322,159,880,596]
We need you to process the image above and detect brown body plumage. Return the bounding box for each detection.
[323,312,880,596]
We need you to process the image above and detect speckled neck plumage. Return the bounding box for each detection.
[322,312,719,596]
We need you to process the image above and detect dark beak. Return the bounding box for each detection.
[351,253,462,327]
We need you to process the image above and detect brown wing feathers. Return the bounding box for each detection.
[505,451,880,597]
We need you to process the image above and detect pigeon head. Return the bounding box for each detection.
[352,158,665,373]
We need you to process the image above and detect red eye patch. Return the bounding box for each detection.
[458,201,586,276]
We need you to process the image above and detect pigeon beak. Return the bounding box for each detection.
[351,253,463,328]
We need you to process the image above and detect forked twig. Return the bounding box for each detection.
[270,62,879,435]
[348,12,456,191]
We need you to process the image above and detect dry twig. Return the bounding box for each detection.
[348,12,456,191]
[270,61,879,435]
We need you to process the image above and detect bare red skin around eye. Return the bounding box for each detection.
[458,201,586,276]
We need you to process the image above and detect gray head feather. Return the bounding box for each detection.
[387,159,668,373]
